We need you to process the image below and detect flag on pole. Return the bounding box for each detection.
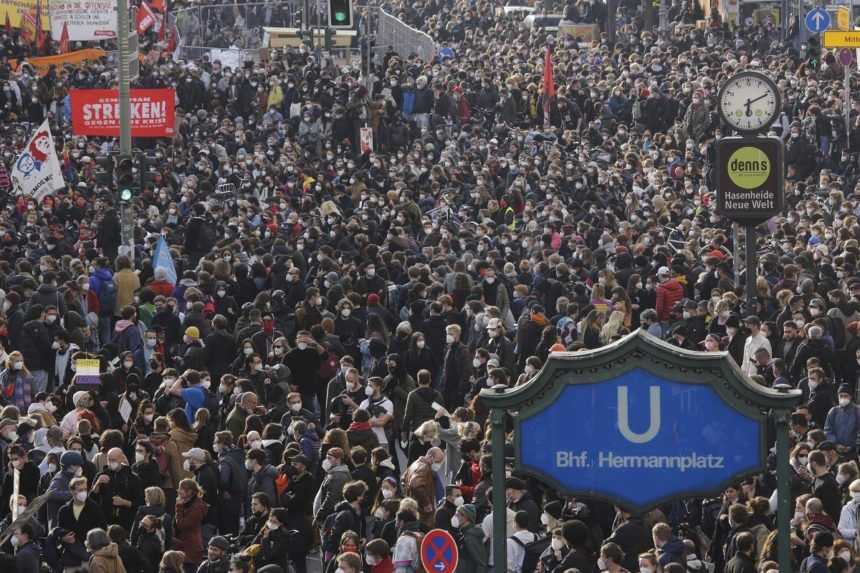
[11,119,65,201]
[20,11,35,44]
[58,22,69,54]
[152,236,177,285]
[137,1,159,34]
[4,12,10,36]
[34,0,44,51]
[542,45,555,130]
[159,6,168,41]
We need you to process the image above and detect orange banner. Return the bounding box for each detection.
[11,48,106,74]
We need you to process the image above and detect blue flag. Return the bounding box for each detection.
[152,236,176,285]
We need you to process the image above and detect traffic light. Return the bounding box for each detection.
[328,0,353,28]
[115,156,136,203]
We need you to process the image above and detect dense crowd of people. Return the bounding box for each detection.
[0,0,859,573]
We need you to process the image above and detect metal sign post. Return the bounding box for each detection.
[481,331,801,573]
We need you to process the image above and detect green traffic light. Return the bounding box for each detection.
[335,11,346,21]
[120,189,133,202]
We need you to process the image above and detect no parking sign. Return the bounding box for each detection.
[420,529,459,573]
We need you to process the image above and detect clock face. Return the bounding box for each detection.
[718,73,780,133]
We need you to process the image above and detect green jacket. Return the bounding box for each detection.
[225,405,248,441]
[457,524,488,573]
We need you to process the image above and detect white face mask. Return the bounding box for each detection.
[540,513,551,525]
[454,496,465,507]
[639,567,654,573]
[135,453,146,463]
[48,463,57,473]
[74,466,84,477]
[431,462,442,472]
[365,385,375,397]
[382,488,395,499]
[446,334,455,344]
[597,558,607,571]
[839,550,852,562]
[266,521,279,530]
[374,507,385,519]
[75,491,87,503]
[473,358,482,369]
[417,340,425,349]
[840,397,851,407]
[109,461,121,472]
[243,347,254,356]
[322,458,333,472]
[366,554,380,566]
[184,459,193,472]
[450,515,461,529]
[551,539,565,552]
[297,342,308,350]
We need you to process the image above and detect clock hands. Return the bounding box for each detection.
[743,93,770,117]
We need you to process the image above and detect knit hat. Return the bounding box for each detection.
[367,293,380,305]
[457,504,477,523]
[185,326,200,340]
[544,500,564,520]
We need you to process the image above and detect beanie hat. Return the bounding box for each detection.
[185,326,200,340]
[457,503,477,523]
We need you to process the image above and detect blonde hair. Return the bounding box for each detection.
[399,497,420,517]
[160,551,186,572]
[414,419,439,440]
[5,351,29,377]
[145,486,166,507]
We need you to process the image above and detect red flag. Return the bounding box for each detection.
[150,0,165,12]
[59,21,69,54]
[137,1,158,34]
[542,46,555,128]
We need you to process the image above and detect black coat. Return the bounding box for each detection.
[57,499,107,558]
[91,465,144,531]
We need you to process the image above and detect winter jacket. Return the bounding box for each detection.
[656,278,684,322]
[173,496,208,566]
[89,542,128,573]
[248,464,278,506]
[457,523,488,573]
[313,463,352,522]
[114,269,141,317]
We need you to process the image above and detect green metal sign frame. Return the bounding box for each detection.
[481,329,801,573]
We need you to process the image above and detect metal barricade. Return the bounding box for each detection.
[373,7,437,62]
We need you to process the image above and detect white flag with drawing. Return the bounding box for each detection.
[12,120,65,201]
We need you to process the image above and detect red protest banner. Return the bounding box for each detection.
[70,88,176,137]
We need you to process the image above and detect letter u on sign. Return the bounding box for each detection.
[617,386,661,444]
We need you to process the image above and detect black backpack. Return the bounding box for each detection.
[510,534,549,573]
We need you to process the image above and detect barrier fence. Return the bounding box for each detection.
[172,2,438,66]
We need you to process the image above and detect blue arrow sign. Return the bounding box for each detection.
[518,368,764,510]
[805,7,831,33]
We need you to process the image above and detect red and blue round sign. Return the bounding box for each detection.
[420,529,459,573]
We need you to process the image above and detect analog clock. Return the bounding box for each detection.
[717,71,781,134]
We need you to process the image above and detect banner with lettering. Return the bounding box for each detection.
[49,0,116,41]
[70,88,176,137]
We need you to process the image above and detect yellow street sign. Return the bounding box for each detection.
[823,30,860,48]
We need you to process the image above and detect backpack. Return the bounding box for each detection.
[98,280,117,316]
[318,350,340,381]
[403,530,425,573]
[509,535,547,573]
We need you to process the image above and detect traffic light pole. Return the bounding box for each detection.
[117,0,135,262]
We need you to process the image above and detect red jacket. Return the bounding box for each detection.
[372,557,394,573]
[655,278,684,322]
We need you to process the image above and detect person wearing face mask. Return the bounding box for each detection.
[838,479,860,542]
[46,450,86,528]
[52,331,80,390]
[364,538,394,573]
[359,376,395,452]
[166,368,212,426]
[441,325,471,410]
[284,330,326,414]
[808,450,842,522]
[346,408,380,452]
[90,447,142,531]
[452,504,487,573]
[0,445,38,517]
[325,480,368,560]
[0,350,34,413]
[177,325,207,373]
[173,478,208,571]
[824,384,860,454]
[209,432,246,537]
[403,446,445,527]
[11,523,39,573]
[313,447,352,526]
[435,485,465,535]
[330,369,368,430]
[57,475,107,568]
